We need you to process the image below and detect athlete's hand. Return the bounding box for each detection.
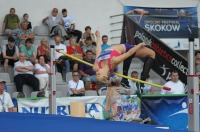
[93,62,99,72]
[139,42,146,47]
[95,30,100,37]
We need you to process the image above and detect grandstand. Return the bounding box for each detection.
[0,0,200,131]
[0,0,164,97]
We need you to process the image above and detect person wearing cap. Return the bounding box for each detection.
[14,52,39,93]
[0,79,15,112]
[1,37,19,72]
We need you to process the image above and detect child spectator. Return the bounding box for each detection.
[81,26,95,46]
[22,13,32,30]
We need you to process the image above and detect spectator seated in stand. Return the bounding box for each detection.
[143,75,154,95]
[54,36,70,81]
[14,52,39,95]
[67,37,83,71]
[81,36,96,58]
[20,39,37,64]
[34,55,51,97]
[62,8,82,43]
[22,13,32,30]
[127,71,140,95]
[195,51,200,75]
[68,71,85,97]
[81,26,95,46]
[2,8,20,37]
[37,38,50,63]
[108,68,121,87]
[1,37,19,73]
[42,8,67,42]
[161,70,185,94]
[18,21,34,47]
[79,50,96,90]
[101,35,110,51]
[0,79,16,112]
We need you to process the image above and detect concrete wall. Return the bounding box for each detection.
[0,0,199,44]
[0,0,123,44]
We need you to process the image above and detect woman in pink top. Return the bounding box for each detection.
[93,31,155,88]
[37,38,50,63]
[67,37,83,71]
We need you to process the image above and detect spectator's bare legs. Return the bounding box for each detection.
[7,29,12,37]
[3,59,9,72]
[85,81,91,90]
[73,63,78,71]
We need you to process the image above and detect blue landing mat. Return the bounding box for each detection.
[0,113,186,132]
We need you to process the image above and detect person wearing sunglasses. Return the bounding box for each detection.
[42,8,67,42]
[68,71,85,97]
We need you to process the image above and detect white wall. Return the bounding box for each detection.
[0,0,199,44]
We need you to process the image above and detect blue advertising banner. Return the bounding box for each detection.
[141,95,199,131]
[124,6,198,38]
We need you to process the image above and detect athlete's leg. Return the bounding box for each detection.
[135,46,155,93]
[135,46,155,80]
[121,44,135,88]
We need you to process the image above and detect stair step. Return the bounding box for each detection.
[0,66,14,82]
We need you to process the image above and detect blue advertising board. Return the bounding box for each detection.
[124,6,198,38]
[141,95,199,131]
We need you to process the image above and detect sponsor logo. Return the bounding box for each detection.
[160,64,170,76]
[160,65,172,80]
[134,31,152,45]
[151,42,173,63]
[20,104,101,116]
[151,42,188,75]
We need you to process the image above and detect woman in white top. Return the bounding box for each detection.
[34,55,50,94]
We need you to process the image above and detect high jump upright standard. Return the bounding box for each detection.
[188,38,199,131]
[49,45,56,114]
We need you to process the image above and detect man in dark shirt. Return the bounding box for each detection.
[1,37,19,72]
[79,50,96,90]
